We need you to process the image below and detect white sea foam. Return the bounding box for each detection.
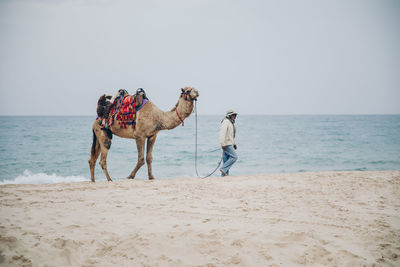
[0,170,88,185]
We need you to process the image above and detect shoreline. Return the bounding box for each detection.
[2,169,400,186]
[1,170,399,266]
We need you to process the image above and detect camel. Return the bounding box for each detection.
[89,87,199,182]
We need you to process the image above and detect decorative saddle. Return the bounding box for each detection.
[111,94,137,128]
[97,89,147,129]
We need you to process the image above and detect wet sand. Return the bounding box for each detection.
[1,171,399,266]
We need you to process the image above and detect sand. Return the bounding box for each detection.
[0,171,399,267]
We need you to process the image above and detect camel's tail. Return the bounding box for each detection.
[91,129,97,156]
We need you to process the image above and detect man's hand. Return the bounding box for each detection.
[234,144,237,150]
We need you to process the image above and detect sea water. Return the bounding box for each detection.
[0,115,399,184]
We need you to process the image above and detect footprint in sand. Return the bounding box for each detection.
[66,225,80,229]
[231,239,243,248]
[11,255,32,266]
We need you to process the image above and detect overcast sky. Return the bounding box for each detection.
[0,0,399,115]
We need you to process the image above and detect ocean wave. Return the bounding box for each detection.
[0,170,88,185]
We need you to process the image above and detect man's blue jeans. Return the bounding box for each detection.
[220,145,238,176]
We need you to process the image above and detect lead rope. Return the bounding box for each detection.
[194,101,224,178]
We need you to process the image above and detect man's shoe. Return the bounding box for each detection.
[220,169,228,177]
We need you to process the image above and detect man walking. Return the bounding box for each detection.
[220,110,238,176]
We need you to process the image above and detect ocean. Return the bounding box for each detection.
[0,115,399,184]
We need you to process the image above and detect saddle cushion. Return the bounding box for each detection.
[112,95,136,128]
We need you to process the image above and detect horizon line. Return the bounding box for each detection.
[1,113,399,117]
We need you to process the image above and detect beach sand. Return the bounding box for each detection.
[0,171,399,266]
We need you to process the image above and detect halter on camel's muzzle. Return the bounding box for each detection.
[181,88,197,102]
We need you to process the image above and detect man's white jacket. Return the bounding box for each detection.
[220,118,235,147]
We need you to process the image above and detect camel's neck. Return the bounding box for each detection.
[160,98,194,130]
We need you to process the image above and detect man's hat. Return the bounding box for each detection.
[226,109,238,117]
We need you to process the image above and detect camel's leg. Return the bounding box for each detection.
[127,138,145,179]
[88,138,100,182]
[99,147,112,182]
[93,127,113,182]
[146,134,158,180]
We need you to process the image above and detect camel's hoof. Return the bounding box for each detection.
[149,177,155,180]
[126,176,135,180]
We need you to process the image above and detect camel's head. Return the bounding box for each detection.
[181,87,199,102]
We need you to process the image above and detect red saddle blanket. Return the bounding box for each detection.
[110,95,136,128]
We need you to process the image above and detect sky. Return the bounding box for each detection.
[0,0,399,115]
